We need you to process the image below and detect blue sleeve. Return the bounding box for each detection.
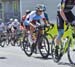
[44,13,49,21]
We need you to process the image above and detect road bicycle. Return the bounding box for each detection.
[51,23,75,65]
[23,24,50,58]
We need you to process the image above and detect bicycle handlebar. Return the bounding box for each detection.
[64,23,72,32]
[33,24,54,33]
[49,24,54,30]
[65,25,69,32]
[44,24,54,32]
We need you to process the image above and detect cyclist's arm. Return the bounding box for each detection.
[60,2,68,22]
[43,18,49,24]
[44,13,49,22]
[29,22,36,28]
[25,14,36,28]
[45,13,51,24]
[41,12,49,24]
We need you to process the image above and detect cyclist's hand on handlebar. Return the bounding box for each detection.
[33,25,37,29]
[50,23,54,27]
[46,24,50,27]
[65,20,69,25]
[36,22,41,26]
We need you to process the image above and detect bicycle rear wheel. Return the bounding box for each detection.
[38,36,50,58]
[68,39,75,65]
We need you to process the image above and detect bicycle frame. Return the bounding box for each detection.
[33,26,45,45]
[61,25,74,54]
[63,37,71,53]
[32,25,50,48]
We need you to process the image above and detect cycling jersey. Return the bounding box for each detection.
[58,0,75,12]
[11,21,20,30]
[44,12,49,21]
[7,22,12,29]
[24,11,45,26]
[56,0,75,46]
[57,0,75,29]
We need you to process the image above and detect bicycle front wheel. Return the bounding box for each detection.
[23,36,34,57]
[38,36,50,59]
[0,41,6,47]
[68,39,75,65]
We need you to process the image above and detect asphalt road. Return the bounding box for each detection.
[0,46,74,67]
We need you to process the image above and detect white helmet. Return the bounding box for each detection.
[36,4,44,11]
[14,19,18,22]
[10,18,13,22]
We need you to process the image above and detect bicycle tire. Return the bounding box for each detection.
[46,33,53,55]
[0,41,6,47]
[38,35,50,59]
[23,36,34,57]
[67,38,75,65]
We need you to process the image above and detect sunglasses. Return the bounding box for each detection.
[38,10,43,12]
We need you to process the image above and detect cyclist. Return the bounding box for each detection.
[11,19,20,32]
[22,10,31,22]
[21,10,31,31]
[55,0,75,59]
[24,4,49,44]
[7,18,13,33]
[11,19,20,44]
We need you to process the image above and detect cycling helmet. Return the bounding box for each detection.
[36,4,43,11]
[41,4,46,11]
[14,19,18,22]
[10,18,13,22]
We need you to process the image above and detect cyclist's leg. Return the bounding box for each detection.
[25,25,33,44]
[55,14,64,47]
[30,22,36,43]
[24,21,32,44]
[55,29,64,57]
[55,29,64,45]
[55,14,64,58]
